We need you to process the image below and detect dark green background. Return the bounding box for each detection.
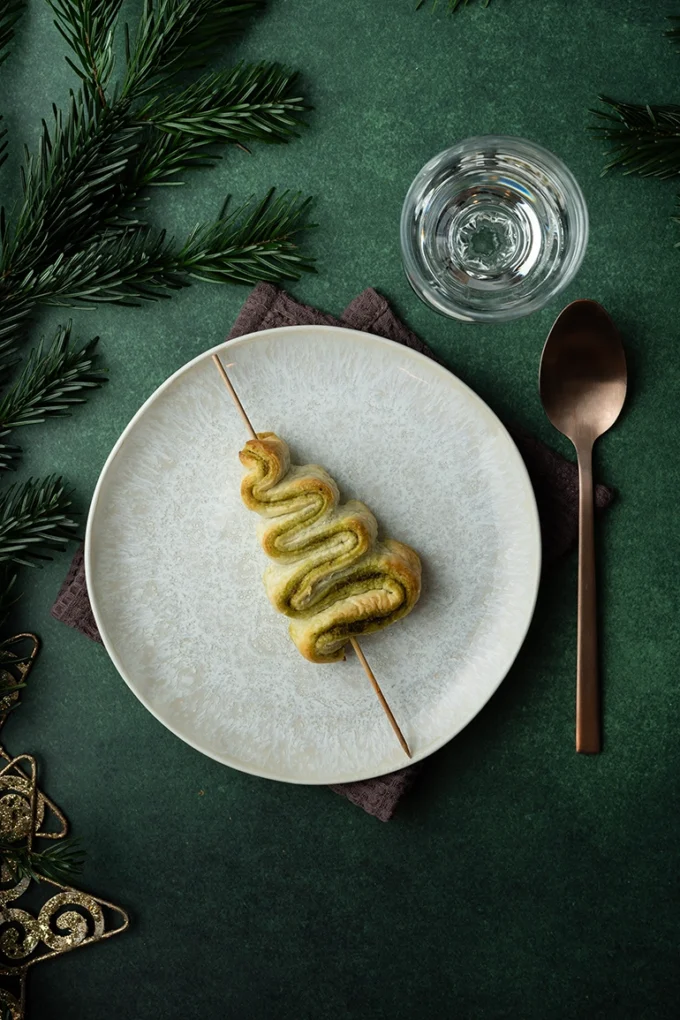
[2,1,678,1017]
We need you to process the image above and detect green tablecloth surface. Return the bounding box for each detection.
[3,1,678,1017]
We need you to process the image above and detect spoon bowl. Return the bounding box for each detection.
[539,300,627,753]
[540,300,627,449]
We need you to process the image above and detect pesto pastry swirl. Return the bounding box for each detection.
[240,432,421,663]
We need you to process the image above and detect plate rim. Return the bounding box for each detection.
[85,324,542,784]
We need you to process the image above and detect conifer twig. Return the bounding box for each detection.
[592,97,680,179]
[0,476,78,567]
[0,323,106,471]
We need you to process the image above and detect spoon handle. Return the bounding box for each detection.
[576,442,600,753]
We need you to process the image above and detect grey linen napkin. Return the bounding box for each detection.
[52,283,613,822]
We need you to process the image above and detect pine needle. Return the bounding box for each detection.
[122,0,264,98]
[1,838,85,885]
[0,476,78,567]
[591,16,680,180]
[129,127,220,190]
[178,190,316,285]
[0,323,106,470]
[0,0,25,65]
[36,189,314,305]
[0,7,312,359]
[48,1,124,99]
[2,90,139,275]
[139,62,308,145]
[592,96,680,179]
[0,1,26,167]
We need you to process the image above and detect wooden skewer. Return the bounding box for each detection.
[211,352,412,759]
[212,354,257,441]
[349,637,411,758]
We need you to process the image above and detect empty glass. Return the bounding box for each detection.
[400,136,589,323]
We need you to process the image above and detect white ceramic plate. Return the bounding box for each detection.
[86,325,540,784]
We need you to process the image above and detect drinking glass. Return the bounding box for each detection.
[400,136,589,323]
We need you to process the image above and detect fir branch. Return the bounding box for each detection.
[0,295,32,372]
[0,838,85,884]
[44,226,187,304]
[129,126,218,190]
[33,189,313,305]
[0,0,25,65]
[0,476,78,567]
[122,0,264,98]
[0,323,106,471]
[1,89,139,276]
[592,96,680,178]
[127,62,309,195]
[0,1,27,169]
[177,190,315,284]
[48,0,125,101]
[139,62,307,146]
[0,90,139,361]
[0,12,312,362]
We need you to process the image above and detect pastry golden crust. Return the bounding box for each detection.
[240,433,422,663]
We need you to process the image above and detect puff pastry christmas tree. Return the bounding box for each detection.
[212,353,419,758]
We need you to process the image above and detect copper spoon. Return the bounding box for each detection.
[539,300,627,753]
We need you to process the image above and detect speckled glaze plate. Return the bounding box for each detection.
[86,325,540,784]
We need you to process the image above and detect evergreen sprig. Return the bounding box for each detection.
[0,0,26,169]
[0,837,85,884]
[122,0,264,99]
[17,189,312,308]
[174,190,314,284]
[128,124,220,190]
[0,2,312,370]
[0,323,106,471]
[48,0,125,100]
[0,89,139,366]
[0,0,25,65]
[592,16,680,181]
[0,476,78,568]
[139,62,306,146]
[592,98,680,179]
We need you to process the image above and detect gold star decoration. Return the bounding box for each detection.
[0,635,129,1019]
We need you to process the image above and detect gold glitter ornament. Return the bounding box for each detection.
[0,638,129,1019]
